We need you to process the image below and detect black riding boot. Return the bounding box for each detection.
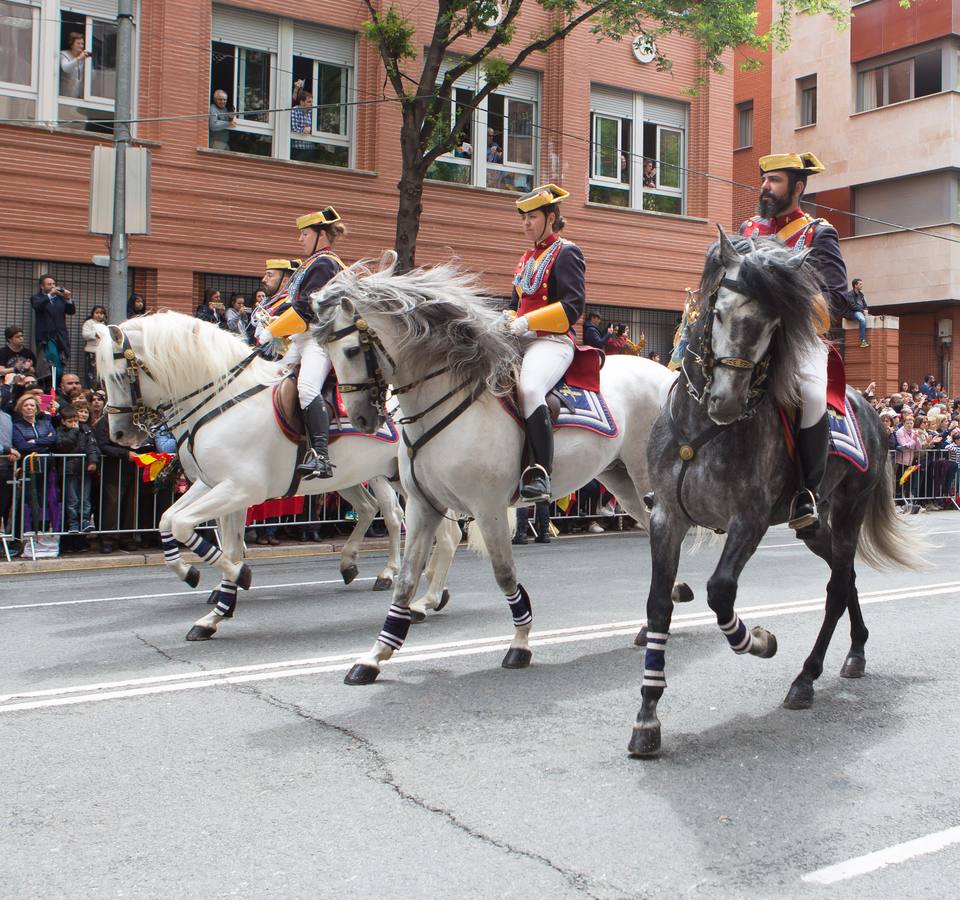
[520,405,553,500]
[297,397,334,479]
[790,413,830,533]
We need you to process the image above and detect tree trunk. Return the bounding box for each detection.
[394,113,426,273]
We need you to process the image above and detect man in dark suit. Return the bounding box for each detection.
[30,273,75,381]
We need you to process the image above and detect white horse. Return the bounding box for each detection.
[307,260,677,684]
[94,313,461,641]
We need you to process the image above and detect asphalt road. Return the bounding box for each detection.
[2,517,960,898]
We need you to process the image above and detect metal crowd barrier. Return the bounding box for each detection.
[5,450,955,560]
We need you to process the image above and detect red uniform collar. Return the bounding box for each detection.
[769,207,807,231]
[532,232,560,254]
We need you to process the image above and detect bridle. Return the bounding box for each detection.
[105,328,265,439]
[681,276,771,420]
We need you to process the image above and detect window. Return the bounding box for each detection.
[588,86,687,215]
[857,49,942,112]
[797,75,817,127]
[736,101,753,148]
[426,61,539,194]
[208,8,355,166]
[0,0,38,120]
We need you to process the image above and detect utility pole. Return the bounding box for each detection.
[108,0,135,324]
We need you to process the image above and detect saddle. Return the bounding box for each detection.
[272,373,399,446]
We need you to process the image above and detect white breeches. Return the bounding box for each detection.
[293,333,332,407]
[798,339,828,429]
[519,336,574,418]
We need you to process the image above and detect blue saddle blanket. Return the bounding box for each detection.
[501,382,619,438]
[330,417,399,444]
[828,396,868,472]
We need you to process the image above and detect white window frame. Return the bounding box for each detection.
[0,0,40,103]
[588,87,687,215]
[428,60,540,193]
[591,113,627,185]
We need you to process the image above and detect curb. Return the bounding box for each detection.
[0,537,396,577]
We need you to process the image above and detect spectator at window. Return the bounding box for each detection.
[643,158,657,188]
[81,305,107,387]
[291,84,314,162]
[30,274,76,377]
[196,288,226,327]
[59,32,90,100]
[225,293,250,337]
[127,293,147,318]
[487,128,503,164]
[454,134,472,158]
[55,403,99,536]
[583,311,613,350]
[209,89,236,150]
[0,326,37,377]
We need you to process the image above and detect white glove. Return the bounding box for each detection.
[509,315,530,336]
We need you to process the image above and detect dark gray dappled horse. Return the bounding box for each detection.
[629,229,919,758]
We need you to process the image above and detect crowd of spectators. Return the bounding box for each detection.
[867,375,960,512]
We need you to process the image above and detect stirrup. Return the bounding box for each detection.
[297,448,334,479]
[788,489,819,532]
[519,464,550,501]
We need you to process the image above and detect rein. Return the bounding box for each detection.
[106,328,267,443]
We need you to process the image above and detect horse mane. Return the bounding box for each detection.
[313,259,521,395]
[700,234,824,408]
[94,311,269,396]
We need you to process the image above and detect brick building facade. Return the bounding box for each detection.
[0,0,734,364]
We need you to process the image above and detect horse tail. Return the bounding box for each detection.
[466,508,517,558]
[856,453,925,571]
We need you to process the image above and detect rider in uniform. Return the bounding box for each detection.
[251,258,300,353]
[739,152,849,533]
[507,184,586,500]
[267,207,347,479]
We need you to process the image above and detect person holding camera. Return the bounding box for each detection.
[59,32,92,100]
[30,274,75,381]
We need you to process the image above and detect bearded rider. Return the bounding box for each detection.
[506,184,586,501]
[267,208,347,479]
[739,152,849,534]
[251,257,300,354]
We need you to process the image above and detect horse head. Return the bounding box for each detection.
[702,226,813,425]
[97,322,154,447]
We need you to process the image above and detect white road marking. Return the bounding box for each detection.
[802,825,960,884]
[0,576,375,611]
[1,582,956,714]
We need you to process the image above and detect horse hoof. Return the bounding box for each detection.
[344,663,379,685]
[671,582,694,604]
[206,589,219,606]
[628,723,661,758]
[501,647,532,669]
[184,566,200,589]
[435,588,451,612]
[410,608,426,624]
[840,655,866,678]
[341,565,359,585]
[372,576,393,592]
[634,625,648,647]
[783,679,815,710]
[185,625,216,642]
[749,626,778,659]
[235,564,252,591]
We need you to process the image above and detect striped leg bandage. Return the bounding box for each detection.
[161,532,180,563]
[720,615,754,654]
[377,604,413,651]
[505,584,532,628]
[215,580,238,617]
[642,631,669,690]
[184,532,223,566]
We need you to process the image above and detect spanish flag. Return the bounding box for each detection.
[132,452,174,482]
[556,493,574,513]
[898,464,919,486]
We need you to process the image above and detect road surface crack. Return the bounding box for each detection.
[241,685,624,898]
[133,632,204,669]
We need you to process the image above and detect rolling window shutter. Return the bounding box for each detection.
[212,4,279,53]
